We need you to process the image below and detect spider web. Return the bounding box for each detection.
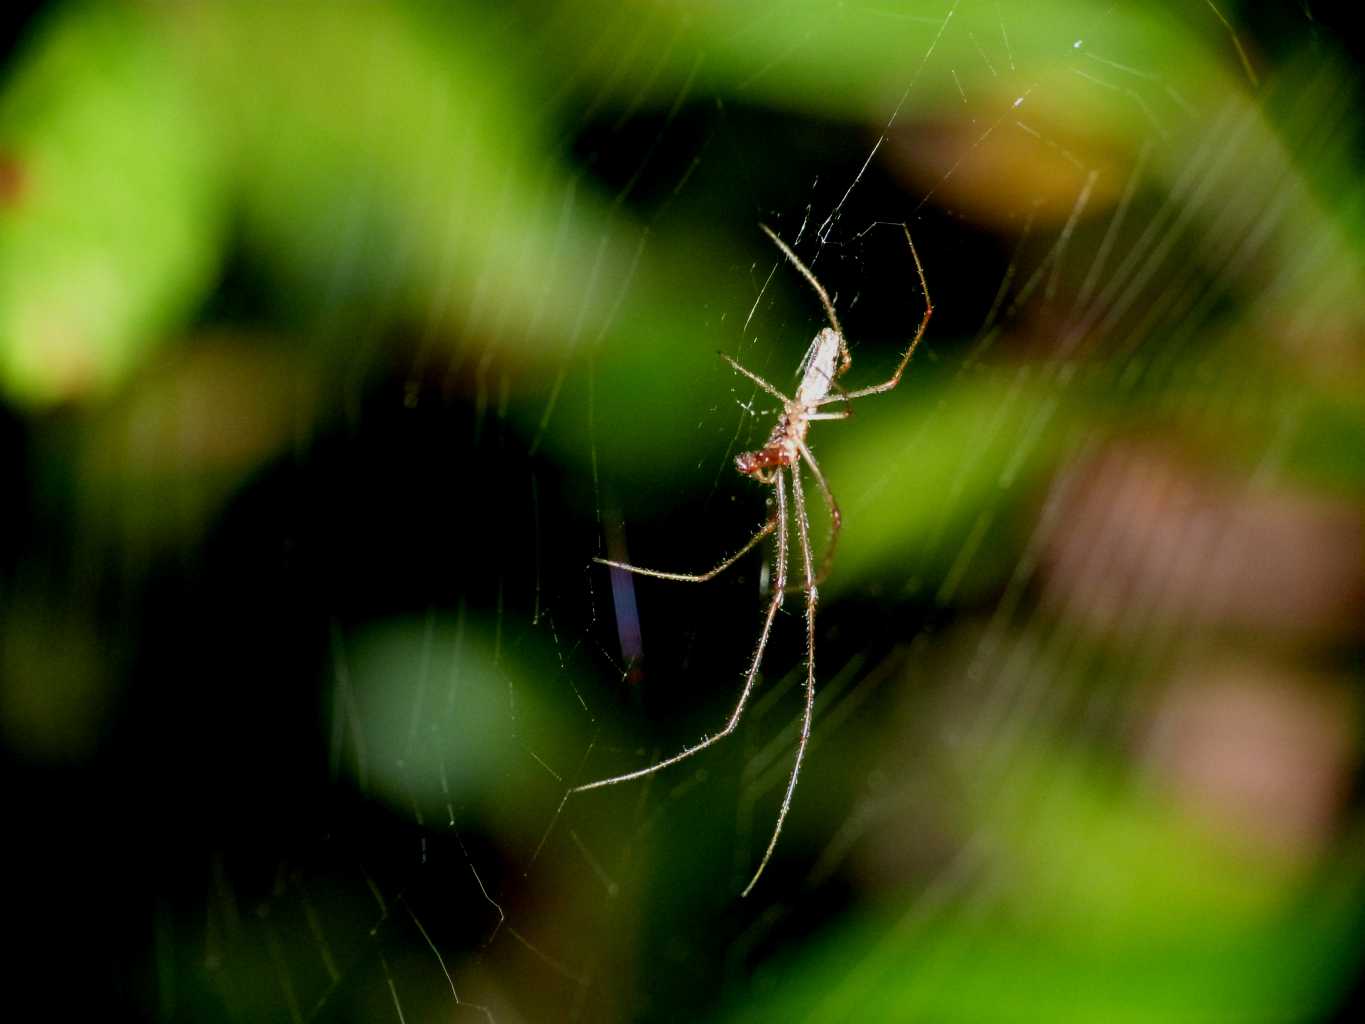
[5,2,1364,1022]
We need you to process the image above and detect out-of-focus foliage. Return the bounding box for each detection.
[739,742,1362,1022]
[0,1,223,405]
[3,1,1363,1022]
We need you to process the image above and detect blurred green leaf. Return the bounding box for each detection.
[343,615,568,833]
[823,368,1072,597]
[739,896,1358,1023]
[537,0,1231,139]
[0,1,225,406]
[165,0,638,361]
[734,745,1362,1022]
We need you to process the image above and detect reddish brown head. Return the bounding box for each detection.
[736,447,784,482]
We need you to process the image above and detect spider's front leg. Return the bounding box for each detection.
[816,225,933,406]
[717,352,790,405]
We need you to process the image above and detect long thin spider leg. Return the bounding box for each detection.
[759,224,844,341]
[574,471,789,794]
[718,352,791,404]
[814,225,933,406]
[742,464,817,896]
[796,439,840,589]
[594,517,776,583]
[778,441,840,595]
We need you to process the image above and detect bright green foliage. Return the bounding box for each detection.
[736,746,1360,1022]
[0,2,224,406]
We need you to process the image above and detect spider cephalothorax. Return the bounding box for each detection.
[735,415,800,482]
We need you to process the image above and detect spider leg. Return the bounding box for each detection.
[796,438,840,589]
[759,224,844,341]
[594,516,776,583]
[574,470,789,794]
[814,225,932,406]
[742,462,817,896]
[718,352,791,404]
[779,440,841,595]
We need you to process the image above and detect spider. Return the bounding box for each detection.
[578,223,932,896]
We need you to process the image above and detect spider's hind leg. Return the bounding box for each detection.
[594,516,777,584]
[575,470,791,795]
